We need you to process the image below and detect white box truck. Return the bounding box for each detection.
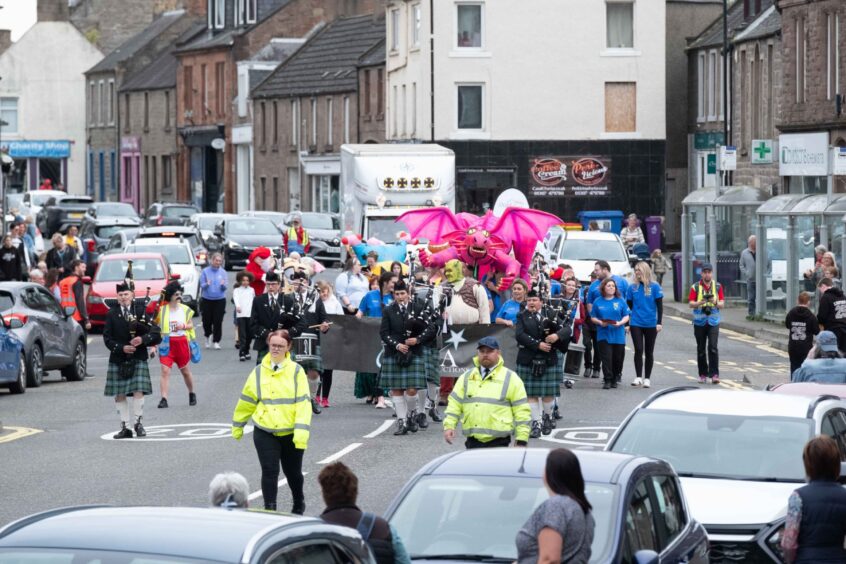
[340,144,455,259]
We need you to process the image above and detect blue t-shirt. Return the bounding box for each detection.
[591,297,630,344]
[587,274,629,306]
[550,281,561,296]
[626,282,663,328]
[358,290,393,318]
[495,299,523,323]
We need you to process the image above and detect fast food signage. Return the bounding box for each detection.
[529,156,611,197]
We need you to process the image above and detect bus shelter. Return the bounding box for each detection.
[680,186,769,305]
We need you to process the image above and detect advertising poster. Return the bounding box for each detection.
[529,156,612,197]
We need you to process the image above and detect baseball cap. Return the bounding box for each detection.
[817,330,839,353]
[701,263,713,271]
[477,336,500,350]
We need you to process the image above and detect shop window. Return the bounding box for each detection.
[605,82,636,132]
[606,0,634,49]
[456,4,482,48]
[0,97,18,134]
[457,84,483,130]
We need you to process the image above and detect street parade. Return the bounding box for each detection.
[3,1,846,563]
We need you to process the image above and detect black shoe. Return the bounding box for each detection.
[134,418,146,438]
[189,393,197,406]
[602,381,611,390]
[265,502,277,511]
[393,419,408,435]
[311,398,322,414]
[239,355,247,362]
[416,411,429,429]
[113,424,133,439]
[591,370,600,379]
[616,375,622,383]
[583,367,592,378]
[406,412,419,433]
[610,381,618,389]
[428,406,443,422]
[157,398,168,408]
[541,414,553,436]
[529,421,542,439]
[291,502,305,515]
[553,406,563,420]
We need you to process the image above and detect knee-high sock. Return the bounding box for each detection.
[394,394,408,420]
[406,391,418,414]
[542,400,554,416]
[132,397,144,419]
[116,399,129,424]
[529,400,541,422]
[426,382,440,408]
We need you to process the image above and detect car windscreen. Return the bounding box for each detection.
[0,291,14,311]
[389,475,615,562]
[96,203,138,217]
[128,245,191,265]
[162,206,197,218]
[58,198,93,207]
[6,193,23,210]
[197,216,224,230]
[0,548,210,563]
[367,218,428,244]
[227,219,279,236]
[609,409,812,482]
[301,213,339,230]
[96,225,133,239]
[96,258,165,281]
[560,238,627,262]
[29,193,56,207]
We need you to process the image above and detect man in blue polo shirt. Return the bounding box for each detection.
[586,260,629,309]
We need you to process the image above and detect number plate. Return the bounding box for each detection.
[69,212,84,219]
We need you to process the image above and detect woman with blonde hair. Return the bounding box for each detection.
[625,261,663,387]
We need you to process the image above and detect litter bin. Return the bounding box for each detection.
[576,210,624,233]
[672,252,683,302]
[645,216,663,251]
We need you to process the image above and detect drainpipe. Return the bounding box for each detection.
[429,0,435,142]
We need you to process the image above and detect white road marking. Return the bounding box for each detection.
[317,443,362,464]
[363,419,395,439]
[247,472,309,502]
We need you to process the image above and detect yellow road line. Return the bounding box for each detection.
[0,426,42,444]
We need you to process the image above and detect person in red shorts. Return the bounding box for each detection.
[156,280,197,408]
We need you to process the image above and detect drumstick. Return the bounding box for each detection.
[308,322,333,329]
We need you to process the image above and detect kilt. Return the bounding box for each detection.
[104,360,153,397]
[379,352,427,390]
[354,372,381,398]
[517,362,562,397]
[296,344,323,373]
[425,346,440,384]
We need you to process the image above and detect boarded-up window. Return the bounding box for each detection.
[605,82,636,132]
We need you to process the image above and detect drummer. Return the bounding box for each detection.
[291,271,329,415]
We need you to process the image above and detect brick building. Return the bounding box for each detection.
[174,0,378,213]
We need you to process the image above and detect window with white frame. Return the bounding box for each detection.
[89,81,96,125]
[390,9,400,51]
[457,84,483,129]
[107,79,115,125]
[707,51,717,120]
[98,80,105,125]
[717,51,724,120]
[697,53,706,121]
[310,98,317,146]
[326,97,333,147]
[412,82,417,136]
[411,4,422,48]
[0,97,18,134]
[456,4,482,48]
[236,0,257,25]
[343,96,350,143]
[827,12,839,101]
[402,85,407,136]
[291,100,299,146]
[208,0,224,29]
[606,0,634,49]
[392,85,398,136]
[247,0,256,23]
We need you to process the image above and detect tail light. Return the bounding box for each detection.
[196,251,208,263]
[3,313,28,326]
[86,239,96,252]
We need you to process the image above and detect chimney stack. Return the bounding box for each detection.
[37,0,70,22]
[182,0,207,19]
[0,30,11,56]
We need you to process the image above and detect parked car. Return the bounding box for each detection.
[133,225,209,266]
[606,386,846,563]
[0,282,87,387]
[124,239,200,312]
[212,217,283,270]
[386,448,709,564]
[83,201,142,223]
[239,210,287,229]
[86,252,176,329]
[36,194,95,237]
[768,381,846,398]
[280,211,342,266]
[79,217,143,274]
[20,189,66,219]
[143,202,200,227]
[0,314,26,394]
[0,506,376,563]
[188,212,236,251]
[543,228,633,284]
[100,228,142,259]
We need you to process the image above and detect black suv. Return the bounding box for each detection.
[143,202,200,227]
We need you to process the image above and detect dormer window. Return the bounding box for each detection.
[208,0,224,29]
[743,0,762,19]
[236,0,257,26]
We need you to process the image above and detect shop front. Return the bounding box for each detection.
[302,155,339,213]
[179,125,225,213]
[0,139,70,192]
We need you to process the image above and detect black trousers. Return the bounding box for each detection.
[630,326,658,379]
[201,298,226,343]
[236,318,252,356]
[788,346,811,379]
[465,436,511,449]
[253,428,304,510]
[598,341,625,383]
[317,369,333,398]
[583,323,601,371]
[694,324,719,377]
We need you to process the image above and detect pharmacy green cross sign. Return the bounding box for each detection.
[752,139,774,164]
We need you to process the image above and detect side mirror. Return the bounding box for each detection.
[64,306,76,317]
[6,317,23,329]
[82,276,92,284]
[171,272,181,280]
[633,550,659,564]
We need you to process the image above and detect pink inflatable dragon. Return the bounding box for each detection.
[397,207,562,289]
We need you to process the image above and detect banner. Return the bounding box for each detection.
[322,315,518,376]
[1,140,71,158]
[529,156,611,197]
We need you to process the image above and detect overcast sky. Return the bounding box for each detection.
[1,0,37,42]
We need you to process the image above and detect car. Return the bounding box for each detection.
[36,194,96,237]
[0,315,26,395]
[83,201,142,223]
[133,225,209,266]
[143,202,200,227]
[78,216,143,274]
[239,210,288,229]
[0,282,87,387]
[101,228,142,258]
[212,217,283,270]
[0,506,376,563]
[280,212,342,266]
[606,386,846,563]
[124,239,201,312]
[20,189,66,219]
[188,212,237,250]
[86,252,177,328]
[385,448,709,564]
[543,228,633,284]
[768,381,846,398]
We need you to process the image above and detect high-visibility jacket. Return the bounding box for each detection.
[443,356,532,443]
[285,226,309,253]
[59,275,82,322]
[231,353,312,448]
[156,302,196,340]
[691,281,721,326]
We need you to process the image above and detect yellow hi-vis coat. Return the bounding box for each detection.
[156,303,196,340]
[443,356,532,444]
[231,353,312,449]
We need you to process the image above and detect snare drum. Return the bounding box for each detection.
[292,333,319,363]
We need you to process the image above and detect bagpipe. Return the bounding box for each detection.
[398,283,440,367]
[533,257,578,354]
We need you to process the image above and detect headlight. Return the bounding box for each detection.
[228,241,241,249]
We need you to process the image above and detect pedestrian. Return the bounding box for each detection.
[39,178,52,191]
[790,331,846,383]
[155,280,197,408]
[780,435,846,563]
[516,448,595,564]
[619,214,645,249]
[335,257,369,315]
[494,278,528,326]
[45,268,61,300]
[45,232,76,279]
[588,220,600,232]
[816,277,846,352]
[650,248,671,285]
[586,261,628,378]
[786,292,820,376]
[581,272,601,379]
[199,252,227,350]
[363,250,379,276]
[318,462,412,564]
[315,280,343,407]
[290,271,328,415]
[233,271,256,362]
[824,266,841,288]
[59,260,91,333]
[740,235,757,319]
[231,329,311,514]
[515,288,567,438]
[380,279,435,435]
[103,273,162,439]
[65,225,83,256]
[0,234,25,281]
[591,278,630,390]
[390,261,404,277]
[283,212,310,255]
[688,263,723,384]
[245,246,274,296]
[626,261,662,388]
[209,472,250,509]
[27,268,45,286]
[249,271,305,365]
[354,272,397,409]
[805,250,835,290]
[443,336,531,448]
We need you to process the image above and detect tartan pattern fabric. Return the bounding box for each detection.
[354,372,380,398]
[296,344,323,373]
[379,353,427,390]
[104,360,153,397]
[425,346,439,384]
[516,362,562,397]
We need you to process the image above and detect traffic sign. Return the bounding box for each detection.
[718,146,737,171]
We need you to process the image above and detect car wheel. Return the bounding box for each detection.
[8,353,27,394]
[26,345,44,388]
[62,340,87,381]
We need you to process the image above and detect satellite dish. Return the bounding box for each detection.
[211,138,226,150]
[493,188,529,216]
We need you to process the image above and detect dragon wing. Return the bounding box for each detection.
[396,207,467,244]
[491,207,563,270]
